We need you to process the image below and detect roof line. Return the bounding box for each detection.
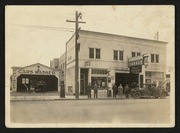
[12,63,56,70]
[79,29,168,44]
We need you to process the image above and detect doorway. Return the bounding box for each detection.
[17,74,58,92]
[80,68,88,95]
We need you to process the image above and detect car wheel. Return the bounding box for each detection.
[160,92,166,99]
[133,92,141,99]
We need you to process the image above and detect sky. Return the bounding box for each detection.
[5,5,174,87]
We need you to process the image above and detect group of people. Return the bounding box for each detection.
[112,83,130,99]
[86,82,131,99]
[86,82,98,99]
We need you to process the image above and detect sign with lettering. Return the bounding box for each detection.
[84,61,90,66]
[128,55,143,67]
[18,69,56,75]
[130,66,142,74]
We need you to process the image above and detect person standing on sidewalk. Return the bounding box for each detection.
[108,81,112,97]
[118,84,123,99]
[86,82,92,98]
[112,83,117,98]
[124,84,130,99]
[93,83,98,99]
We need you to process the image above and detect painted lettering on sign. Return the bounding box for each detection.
[18,70,33,74]
[18,69,56,75]
[130,66,142,74]
[128,60,143,67]
[128,55,143,67]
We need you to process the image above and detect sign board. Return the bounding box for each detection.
[18,69,56,75]
[130,66,142,74]
[128,55,143,67]
[84,61,90,66]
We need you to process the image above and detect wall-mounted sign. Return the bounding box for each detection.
[84,61,90,66]
[128,55,143,67]
[130,66,142,74]
[18,69,56,75]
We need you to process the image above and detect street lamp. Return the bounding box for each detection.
[143,54,148,68]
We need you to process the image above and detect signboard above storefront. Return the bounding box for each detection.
[18,69,56,75]
[130,66,142,74]
[128,55,143,67]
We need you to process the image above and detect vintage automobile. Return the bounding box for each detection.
[131,83,167,99]
[35,80,46,92]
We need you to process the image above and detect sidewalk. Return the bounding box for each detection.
[10,91,124,101]
[10,92,169,101]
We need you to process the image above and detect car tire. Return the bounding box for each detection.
[133,92,141,99]
[159,92,166,99]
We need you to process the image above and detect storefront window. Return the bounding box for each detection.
[92,69,107,75]
[146,79,151,84]
[91,77,107,89]
[145,72,151,77]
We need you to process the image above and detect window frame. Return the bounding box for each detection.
[151,54,154,63]
[156,54,159,63]
[113,50,118,60]
[132,52,136,57]
[89,48,94,59]
[96,48,101,59]
[119,51,124,61]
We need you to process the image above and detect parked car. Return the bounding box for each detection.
[35,80,46,92]
[131,83,167,99]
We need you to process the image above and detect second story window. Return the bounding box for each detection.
[156,54,159,63]
[89,48,94,58]
[151,54,159,63]
[119,51,123,61]
[151,54,154,63]
[96,49,101,59]
[132,52,136,57]
[132,52,141,57]
[113,50,124,61]
[137,52,141,56]
[89,48,101,59]
[114,50,118,60]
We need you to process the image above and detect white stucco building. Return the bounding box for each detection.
[59,30,167,95]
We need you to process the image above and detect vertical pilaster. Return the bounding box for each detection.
[88,68,92,83]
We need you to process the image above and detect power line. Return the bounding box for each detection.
[14,24,75,32]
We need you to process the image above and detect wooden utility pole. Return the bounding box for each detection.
[66,11,85,99]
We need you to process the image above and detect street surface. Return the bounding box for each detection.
[10,98,170,125]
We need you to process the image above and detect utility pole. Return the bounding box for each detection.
[66,11,85,99]
[154,31,159,41]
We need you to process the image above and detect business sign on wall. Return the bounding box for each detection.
[128,56,143,67]
[130,66,142,74]
[18,69,56,75]
[128,55,143,74]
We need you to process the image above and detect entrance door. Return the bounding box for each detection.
[17,74,58,92]
[80,74,85,95]
[115,73,138,88]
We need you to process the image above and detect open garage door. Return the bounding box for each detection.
[115,73,138,88]
[17,74,58,92]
